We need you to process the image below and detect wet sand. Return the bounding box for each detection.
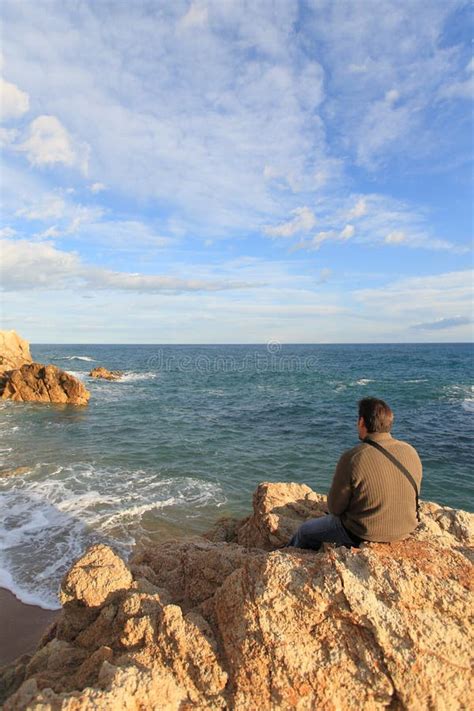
[0,588,59,668]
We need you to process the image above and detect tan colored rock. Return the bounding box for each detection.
[89,366,123,381]
[414,500,474,553]
[203,515,244,543]
[0,466,31,479]
[2,483,473,711]
[3,665,187,711]
[131,537,261,609]
[60,544,133,608]
[237,481,328,549]
[0,363,90,406]
[214,541,473,710]
[0,330,32,374]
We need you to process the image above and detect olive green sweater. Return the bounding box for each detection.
[327,432,422,542]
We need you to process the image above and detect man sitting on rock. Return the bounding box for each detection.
[288,397,422,550]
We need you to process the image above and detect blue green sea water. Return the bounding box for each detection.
[0,343,472,609]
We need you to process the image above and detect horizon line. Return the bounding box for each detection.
[29,341,474,346]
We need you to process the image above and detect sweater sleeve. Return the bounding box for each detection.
[327,450,353,515]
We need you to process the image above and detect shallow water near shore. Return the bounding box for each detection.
[0,343,472,609]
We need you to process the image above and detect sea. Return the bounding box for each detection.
[0,343,472,609]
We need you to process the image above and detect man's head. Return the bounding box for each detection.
[357,397,393,439]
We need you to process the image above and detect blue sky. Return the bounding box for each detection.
[0,0,472,343]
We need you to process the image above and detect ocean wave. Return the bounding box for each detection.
[462,399,474,413]
[65,370,87,380]
[118,372,159,382]
[442,384,473,403]
[65,370,158,384]
[0,463,225,609]
[355,378,374,386]
[55,356,96,362]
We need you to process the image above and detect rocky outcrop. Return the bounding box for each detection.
[236,481,328,549]
[89,366,123,381]
[0,331,32,374]
[0,330,90,405]
[1,483,473,710]
[0,363,90,406]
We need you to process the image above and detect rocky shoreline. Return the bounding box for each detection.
[1,481,472,710]
[0,331,123,405]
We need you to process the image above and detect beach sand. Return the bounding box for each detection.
[0,588,59,668]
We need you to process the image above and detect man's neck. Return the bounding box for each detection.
[363,431,393,442]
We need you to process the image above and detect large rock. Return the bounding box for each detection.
[0,363,90,406]
[0,330,32,374]
[2,483,473,710]
[60,544,134,608]
[236,481,328,549]
[89,367,123,381]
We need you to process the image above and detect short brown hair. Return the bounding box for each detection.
[358,398,393,433]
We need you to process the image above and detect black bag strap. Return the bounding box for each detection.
[364,438,420,522]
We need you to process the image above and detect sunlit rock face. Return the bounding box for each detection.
[1,483,473,710]
[0,330,32,374]
[0,363,90,405]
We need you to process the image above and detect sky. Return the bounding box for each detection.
[0,0,472,344]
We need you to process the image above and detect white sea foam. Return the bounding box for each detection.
[119,372,159,383]
[65,370,86,379]
[0,567,60,610]
[0,462,225,609]
[331,378,375,391]
[403,379,429,383]
[442,384,474,404]
[462,399,474,413]
[57,356,96,362]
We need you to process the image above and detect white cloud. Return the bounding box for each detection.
[66,205,104,234]
[295,61,325,111]
[0,238,82,290]
[438,56,474,100]
[354,270,473,321]
[439,77,474,100]
[92,221,175,250]
[0,226,16,238]
[385,230,407,244]
[312,158,343,189]
[340,224,354,240]
[309,230,335,249]
[355,100,413,169]
[318,267,332,283]
[0,0,471,344]
[36,226,61,239]
[348,63,368,74]
[0,77,29,121]
[0,126,18,146]
[15,192,104,237]
[347,198,367,220]
[18,115,89,173]
[385,89,400,105]
[0,238,256,293]
[293,193,467,253]
[178,1,208,31]
[89,182,106,193]
[264,207,316,238]
[298,224,354,251]
[411,316,472,331]
[16,194,65,220]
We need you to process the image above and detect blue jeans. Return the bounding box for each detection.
[287,514,358,550]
